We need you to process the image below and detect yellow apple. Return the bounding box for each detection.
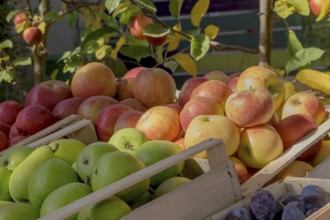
[281,91,326,125]
[312,140,330,166]
[184,115,240,158]
[236,66,285,111]
[237,123,283,169]
[276,160,313,180]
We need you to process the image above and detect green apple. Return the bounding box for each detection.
[91,151,150,202]
[135,140,184,186]
[0,201,13,207]
[129,191,152,209]
[0,145,34,171]
[75,142,119,185]
[108,128,149,153]
[0,202,40,220]
[0,166,12,201]
[40,182,92,220]
[9,145,56,202]
[77,196,131,220]
[48,138,86,165]
[180,158,205,180]
[154,176,192,198]
[28,158,80,207]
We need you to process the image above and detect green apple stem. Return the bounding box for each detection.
[51,143,59,153]
[85,176,91,186]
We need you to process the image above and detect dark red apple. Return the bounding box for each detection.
[0,131,9,151]
[113,110,143,133]
[25,80,72,111]
[177,77,208,107]
[9,122,24,139]
[77,95,118,124]
[95,104,133,141]
[0,100,24,125]
[23,26,42,45]
[15,104,56,135]
[115,78,135,101]
[146,35,167,46]
[52,97,84,120]
[9,135,28,147]
[120,98,148,112]
[0,121,11,137]
[13,13,28,25]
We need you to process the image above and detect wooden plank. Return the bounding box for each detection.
[240,119,330,197]
[309,157,330,179]
[307,203,330,220]
[38,138,241,220]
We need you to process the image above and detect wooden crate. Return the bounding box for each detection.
[0,115,97,155]
[211,176,330,220]
[38,138,242,220]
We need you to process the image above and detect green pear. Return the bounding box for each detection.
[0,202,40,220]
[28,158,80,207]
[75,141,118,185]
[135,140,184,186]
[0,166,12,201]
[48,138,86,165]
[108,128,149,153]
[154,176,192,198]
[77,196,131,220]
[0,145,34,171]
[40,182,92,220]
[180,158,205,179]
[9,145,56,202]
[91,151,150,203]
[129,191,152,210]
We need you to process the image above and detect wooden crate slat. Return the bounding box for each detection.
[38,138,242,220]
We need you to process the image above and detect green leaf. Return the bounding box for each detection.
[167,35,181,52]
[119,5,141,24]
[285,48,325,73]
[111,37,126,60]
[191,0,209,27]
[120,45,151,61]
[163,59,179,73]
[191,34,210,61]
[81,28,112,51]
[274,1,295,19]
[156,44,164,64]
[287,0,310,16]
[204,24,219,40]
[112,2,131,18]
[0,70,14,83]
[172,53,198,76]
[0,40,13,50]
[106,0,122,15]
[65,11,79,26]
[134,0,157,14]
[13,57,32,66]
[143,23,170,37]
[287,30,303,57]
[169,0,183,19]
[6,9,23,23]
[43,11,62,22]
[95,45,112,60]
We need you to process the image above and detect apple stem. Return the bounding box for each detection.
[85,176,91,186]
[51,143,59,153]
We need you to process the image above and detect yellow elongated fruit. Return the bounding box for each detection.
[296,69,330,95]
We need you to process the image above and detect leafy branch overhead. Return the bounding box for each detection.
[274,0,329,74]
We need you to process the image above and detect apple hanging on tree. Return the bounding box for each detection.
[23,26,43,45]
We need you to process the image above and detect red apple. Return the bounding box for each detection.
[179,96,224,131]
[120,98,148,112]
[0,121,11,137]
[267,112,280,128]
[175,137,186,150]
[115,78,135,101]
[71,62,117,98]
[9,135,28,147]
[23,26,42,45]
[15,104,56,135]
[225,88,274,128]
[226,77,240,92]
[13,13,28,25]
[52,97,85,121]
[77,95,118,124]
[274,114,318,151]
[133,68,176,108]
[135,106,181,141]
[177,77,208,107]
[281,91,326,125]
[95,104,133,141]
[129,15,153,40]
[298,139,322,162]
[229,156,250,184]
[9,122,24,139]
[25,80,72,111]
[0,131,9,151]
[146,35,167,46]
[0,100,24,125]
[309,0,329,16]
[165,103,183,115]
[122,67,146,79]
[203,71,228,82]
[113,110,144,133]
[190,80,232,108]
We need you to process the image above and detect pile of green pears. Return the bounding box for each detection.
[0,137,203,220]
